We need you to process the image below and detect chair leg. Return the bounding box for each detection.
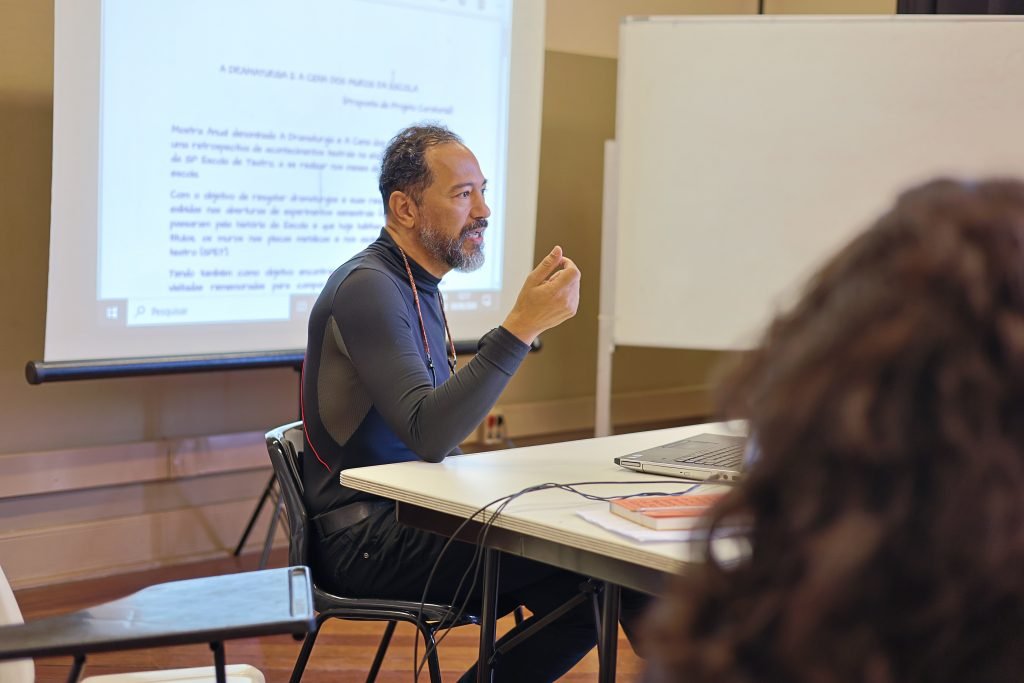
[418,624,444,683]
[289,614,326,683]
[67,654,86,683]
[365,620,396,683]
[590,585,604,659]
[233,473,277,556]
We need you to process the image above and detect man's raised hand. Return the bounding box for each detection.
[501,246,581,345]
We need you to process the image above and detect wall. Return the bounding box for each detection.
[0,0,894,588]
[546,0,896,58]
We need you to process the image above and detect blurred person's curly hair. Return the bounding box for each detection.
[643,178,1024,683]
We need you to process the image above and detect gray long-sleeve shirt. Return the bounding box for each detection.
[301,229,529,517]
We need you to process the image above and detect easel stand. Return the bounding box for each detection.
[233,364,302,566]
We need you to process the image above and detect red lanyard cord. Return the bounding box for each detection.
[397,246,457,373]
[300,360,332,472]
[302,247,457,473]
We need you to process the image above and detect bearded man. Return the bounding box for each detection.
[301,124,598,681]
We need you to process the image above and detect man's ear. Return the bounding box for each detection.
[388,190,418,228]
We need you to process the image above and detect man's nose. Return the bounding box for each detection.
[476,193,491,219]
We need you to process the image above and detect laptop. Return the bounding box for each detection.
[614,433,748,482]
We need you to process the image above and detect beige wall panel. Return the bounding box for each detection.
[3,367,297,455]
[766,0,896,13]
[612,346,728,394]
[501,384,712,437]
[0,0,52,94]
[547,0,756,58]
[169,431,268,478]
[0,431,269,499]
[1,499,285,589]
[0,441,167,499]
[0,469,270,534]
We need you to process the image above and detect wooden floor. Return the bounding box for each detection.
[16,545,645,682]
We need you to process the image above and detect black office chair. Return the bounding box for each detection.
[265,421,479,683]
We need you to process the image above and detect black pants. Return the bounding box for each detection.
[313,505,613,682]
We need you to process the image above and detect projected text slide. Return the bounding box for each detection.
[99,0,508,328]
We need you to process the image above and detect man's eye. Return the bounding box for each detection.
[460,191,472,198]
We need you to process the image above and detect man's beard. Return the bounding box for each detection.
[419,219,487,272]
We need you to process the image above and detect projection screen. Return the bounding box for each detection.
[44,0,545,363]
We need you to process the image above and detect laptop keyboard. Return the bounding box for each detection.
[674,444,744,466]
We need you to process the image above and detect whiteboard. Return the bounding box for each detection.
[613,16,1024,350]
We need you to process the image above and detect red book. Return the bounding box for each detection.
[609,493,725,530]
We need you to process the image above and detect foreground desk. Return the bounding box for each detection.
[0,566,316,683]
[342,422,745,682]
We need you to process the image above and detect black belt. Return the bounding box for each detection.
[313,501,392,537]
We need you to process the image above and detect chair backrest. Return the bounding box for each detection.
[265,421,311,570]
[0,565,35,683]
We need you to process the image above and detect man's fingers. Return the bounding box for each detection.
[545,257,580,285]
[528,245,564,284]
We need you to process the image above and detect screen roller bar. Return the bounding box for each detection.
[26,338,540,384]
[26,350,304,384]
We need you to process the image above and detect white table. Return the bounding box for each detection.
[341,422,745,682]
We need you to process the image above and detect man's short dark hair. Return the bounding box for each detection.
[379,124,463,216]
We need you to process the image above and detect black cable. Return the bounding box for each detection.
[414,485,548,680]
[412,479,706,679]
[441,491,525,646]
[445,481,706,670]
[412,488,522,679]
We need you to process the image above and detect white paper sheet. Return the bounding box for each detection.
[576,508,708,543]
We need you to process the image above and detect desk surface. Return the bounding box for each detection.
[0,566,315,661]
[342,423,746,591]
